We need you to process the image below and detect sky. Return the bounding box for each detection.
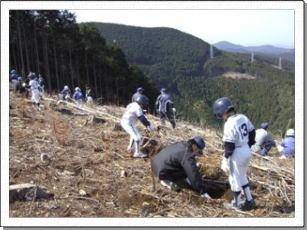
[72,9,294,49]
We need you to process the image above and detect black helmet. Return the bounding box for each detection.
[260,122,269,130]
[213,97,234,119]
[135,95,149,108]
[137,87,144,93]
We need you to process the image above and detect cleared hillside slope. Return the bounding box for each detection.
[9,92,294,217]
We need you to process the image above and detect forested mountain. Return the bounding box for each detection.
[214,41,295,63]
[92,22,222,89]
[9,11,159,108]
[93,22,294,133]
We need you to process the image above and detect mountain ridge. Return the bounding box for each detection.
[214,41,294,63]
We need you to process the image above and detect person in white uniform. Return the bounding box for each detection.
[121,95,155,158]
[28,74,41,109]
[251,122,276,156]
[213,97,256,211]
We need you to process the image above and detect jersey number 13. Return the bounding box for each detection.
[239,123,248,140]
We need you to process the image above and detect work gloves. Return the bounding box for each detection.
[201,193,212,199]
[172,107,176,113]
[221,157,230,173]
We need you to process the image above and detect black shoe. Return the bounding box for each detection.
[239,199,256,211]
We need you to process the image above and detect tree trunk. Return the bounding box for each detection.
[10,44,18,71]
[53,40,60,91]
[33,20,40,74]
[69,47,74,87]
[84,52,90,85]
[42,35,51,92]
[22,23,31,74]
[75,57,80,87]
[99,70,103,103]
[16,12,25,77]
[93,64,98,100]
[60,52,65,87]
[115,74,119,105]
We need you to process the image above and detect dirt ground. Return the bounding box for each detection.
[8,92,294,217]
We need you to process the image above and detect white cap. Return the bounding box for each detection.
[286,129,294,137]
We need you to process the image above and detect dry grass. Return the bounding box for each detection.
[9,93,294,218]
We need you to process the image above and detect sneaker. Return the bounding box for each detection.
[223,199,245,210]
[223,201,240,210]
[127,146,134,153]
[133,152,147,158]
[160,180,181,192]
[239,199,256,211]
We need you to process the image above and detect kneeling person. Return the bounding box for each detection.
[151,136,209,197]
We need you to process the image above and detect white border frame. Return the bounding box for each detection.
[1,1,304,227]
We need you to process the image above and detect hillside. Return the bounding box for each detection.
[91,22,294,133]
[9,92,294,218]
[92,22,222,85]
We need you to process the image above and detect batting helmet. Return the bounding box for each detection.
[135,95,149,108]
[260,122,269,130]
[160,88,167,93]
[137,87,144,93]
[213,97,234,119]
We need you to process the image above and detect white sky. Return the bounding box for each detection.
[72,9,294,48]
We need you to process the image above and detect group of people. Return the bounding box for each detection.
[58,85,93,105]
[10,69,45,109]
[121,87,176,158]
[251,122,295,159]
[131,87,176,128]
[121,89,295,212]
[10,68,95,109]
[10,69,295,212]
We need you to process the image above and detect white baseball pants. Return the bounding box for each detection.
[31,89,40,104]
[228,145,251,192]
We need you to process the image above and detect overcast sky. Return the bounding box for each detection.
[72,9,294,49]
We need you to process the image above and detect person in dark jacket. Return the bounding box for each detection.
[132,87,145,103]
[151,136,209,196]
[155,88,176,128]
